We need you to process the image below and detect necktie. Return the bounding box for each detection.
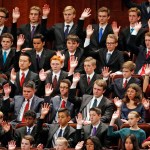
[57,129,63,137]
[61,100,66,108]
[68,55,74,71]
[92,99,97,108]
[146,50,150,59]
[99,28,103,42]
[36,54,40,71]
[92,127,97,136]
[27,128,31,135]
[106,53,111,63]
[64,25,70,38]
[31,26,36,39]
[20,72,25,87]
[52,75,57,89]
[3,51,7,64]
[87,76,90,85]
[124,79,128,88]
[130,28,134,33]
[22,100,30,122]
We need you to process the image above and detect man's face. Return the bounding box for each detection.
[19,56,31,71]
[145,36,150,49]
[63,10,75,23]
[122,68,133,79]
[66,40,79,53]
[21,139,32,150]
[57,112,70,127]
[0,11,7,26]
[84,61,96,75]
[128,11,140,25]
[106,37,118,51]
[93,84,105,98]
[50,60,62,73]
[98,11,110,25]
[60,82,69,97]
[33,38,45,52]
[23,87,35,100]
[29,9,40,24]
[1,37,13,50]
[25,116,35,127]
[89,111,101,125]
[55,141,68,150]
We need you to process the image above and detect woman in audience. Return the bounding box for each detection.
[122,134,140,150]
[108,111,146,147]
[114,83,145,124]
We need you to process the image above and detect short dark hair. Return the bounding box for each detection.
[60,79,71,88]
[23,81,36,89]
[89,107,101,115]
[22,135,35,145]
[24,110,36,119]
[58,108,70,117]
[0,7,9,18]
[33,34,45,42]
[66,34,80,43]
[20,52,31,63]
[1,33,14,42]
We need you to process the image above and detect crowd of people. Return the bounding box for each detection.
[1,0,150,149]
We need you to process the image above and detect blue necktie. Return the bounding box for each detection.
[27,128,30,135]
[57,129,63,137]
[106,53,111,63]
[99,28,103,42]
[3,51,7,64]
[92,99,97,108]
[130,28,134,33]
[64,25,70,38]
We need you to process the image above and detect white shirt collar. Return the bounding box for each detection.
[123,77,131,83]
[107,51,113,54]
[53,71,61,77]
[69,51,76,56]
[19,69,29,77]
[86,72,95,79]
[36,49,43,57]
[64,22,74,28]
[99,24,107,30]
[2,49,11,55]
[92,121,100,128]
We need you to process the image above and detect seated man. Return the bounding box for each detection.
[76,107,110,149]
[69,75,114,123]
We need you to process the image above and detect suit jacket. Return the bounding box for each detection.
[68,89,114,123]
[46,20,84,50]
[78,73,101,96]
[107,77,141,99]
[26,49,55,73]
[127,35,150,73]
[76,122,110,148]
[61,47,85,73]
[84,46,124,73]
[36,119,76,148]
[123,0,150,28]
[9,95,43,121]
[44,95,75,123]
[9,70,39,97]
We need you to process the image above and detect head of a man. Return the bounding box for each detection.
[21,135,34,150]
[0,7,9,26]
[1,33,13,50]
[24,110,36,127]
[60,79,71,97]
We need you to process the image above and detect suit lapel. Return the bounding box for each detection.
[16,72,21,89]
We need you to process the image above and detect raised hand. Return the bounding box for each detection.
[45,83,53,96]
[12,7,20,22]
[75,141,84,150]
[70,57,78,69]
[40,103,50,119]
[111,21,121,36]
[39,69,47,81]
[37,144,44,150]
[86,25,94,38]
[56,51,65,62]
[73,73,80,83]
[114,97,122,108]
[10,68,16,82]
[142,98,150,110]
[145,64,150,76]
[112,111,120,120]
[17,34,25,47]
[8,141,16,150]
[134,22,142,32]
[3,83,11,97]
[76,113,83,125]
[42,4,50,17]
[1,121,11,132]
[80,8,91,19]
[102,67,112,78]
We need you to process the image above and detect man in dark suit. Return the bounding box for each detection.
[44,79,75,123]
[123,0,150,28]
[84,25,124,73]
[13,110,41,147]
[69,75,114,123]
[76,107,110,148]
[9,52,39,97]
[36,105,76,148]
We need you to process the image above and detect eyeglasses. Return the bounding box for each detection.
[106,42,116,45]
[0,16,6,19]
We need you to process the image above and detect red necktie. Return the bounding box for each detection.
[20,72,25,87]
[68,55,74,71]
[52,75,57,89]
[124,79,128,88]
[61,100,66,108]
[146,50,150,59]
[22,100,30,122]
[87,76,90,85]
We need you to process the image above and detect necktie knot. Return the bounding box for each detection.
[130,28,134,33]
[92,127,97,136]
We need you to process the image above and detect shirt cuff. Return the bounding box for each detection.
[77,124,82,129]
[84,38,90,47]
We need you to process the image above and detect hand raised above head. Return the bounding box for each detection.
[80,8,91,19]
